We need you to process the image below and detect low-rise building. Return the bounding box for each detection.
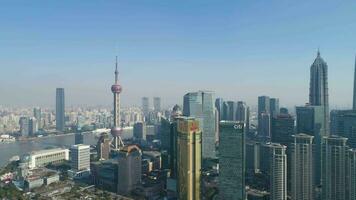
[25,148,69,169]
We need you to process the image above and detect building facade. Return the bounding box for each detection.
[219,121,245,200]
[321,136,348,200]
[176,117,201,200]
[291,134,314,200]
[183,91,216,159]
[56,88,65,131]
[117,145,142,195]
[70,144,90,171]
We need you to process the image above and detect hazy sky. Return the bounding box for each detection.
[0,0,355,108]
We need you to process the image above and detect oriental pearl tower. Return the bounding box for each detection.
[111,56,124,150]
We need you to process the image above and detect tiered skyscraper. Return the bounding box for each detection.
[309,50,330,135]
[111,57,124,150]
[56,88,65,131]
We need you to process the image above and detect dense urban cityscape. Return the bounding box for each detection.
[1,1,356,200]
[0,51,355,200]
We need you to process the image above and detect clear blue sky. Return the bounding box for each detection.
[0,0,355,108]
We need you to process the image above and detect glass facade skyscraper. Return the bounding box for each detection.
[56,88,65,131]
[219,121,245,200]
[183,91,216,159]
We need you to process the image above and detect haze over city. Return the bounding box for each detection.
[1,0,355,107]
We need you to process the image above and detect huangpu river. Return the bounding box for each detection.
[0,129,133,168]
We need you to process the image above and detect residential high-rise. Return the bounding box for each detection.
[271,114,294,145]
[153,97,161,112]
[142,97,150,118]
[97,133,111,160]
[133,121,146,140]
[309,50,330,135]
[176,117,201,200]
[19,117,29,136]
[353,55,356,110]
[346,149,356,200]
[291,134,314,200]
[110,57,124,150]
[70,144,90,171]
[183,91,216,159]
[267,143,287,200]
[56,88,65,131]
[270,98,280,118]
[117,145,142,195]
[321,135,348,200]
[219,121,245,200]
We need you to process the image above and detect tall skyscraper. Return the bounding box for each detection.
[296,104,327,186]
[117,145,142,195]
[330,110,356,148]
[309,50,330,135]
[70,144,90,171]
[260,112,271,138]
[33,107,42,129]
[29,118,38,136]
[183,91,216,159]
[110,57,124,150]
[321,135,348,200]
[296,105,327,137]
[225,101,237,121]
[291,134,314,200]
[19,117,29,136]
[176,117,201,200]
[133,121,146,140]
[270,98,280,118]
[219,121,245,200]
[56,88,65,131]
[353,55,356,110]
[142,97,150,118]
[75,132,84,145]
[346,149,356,200]
[97,133,111,160]
[153,97,161,112]
[271,114,295,145]
[215,98,224,121]
[267,143,287,200]
[258,96,270,137]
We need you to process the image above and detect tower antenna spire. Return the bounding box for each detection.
[115,56,118,83]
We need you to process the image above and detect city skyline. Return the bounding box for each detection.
[0,1,355,107]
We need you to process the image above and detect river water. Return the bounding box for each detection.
[0,130,133,167]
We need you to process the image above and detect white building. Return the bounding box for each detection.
[27,148,69,169]
[70,144,90,171]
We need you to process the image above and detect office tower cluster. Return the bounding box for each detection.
[141,96,162,124]
[215,98,250,133]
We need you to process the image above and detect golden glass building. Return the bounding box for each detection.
[176,117,202,200]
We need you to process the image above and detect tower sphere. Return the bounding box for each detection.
[111,127,122,137]
[111,84,122,93]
